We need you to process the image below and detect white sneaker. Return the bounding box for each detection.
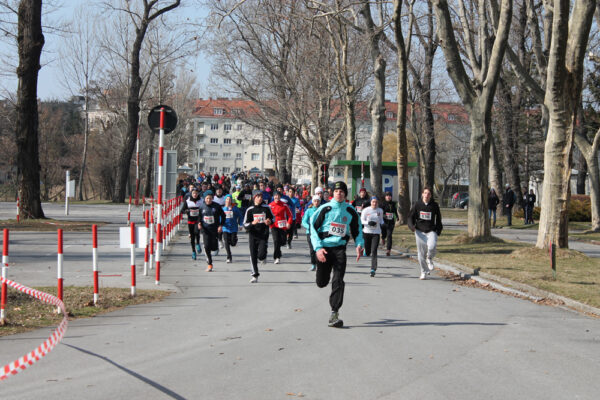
[274,258,280,264]
[420,272,426,280]
[226,258,232,263]
[250,276,258,283]
[427,258,435,272]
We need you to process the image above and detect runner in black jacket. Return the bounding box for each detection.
[243,191,274,283]
[380,191,399,256]
[198,190,226,272]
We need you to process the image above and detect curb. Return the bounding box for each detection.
[391,248,600,318]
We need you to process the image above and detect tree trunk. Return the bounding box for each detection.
[575,151,587,195]
[467,106,491,238]
[344,95,356,183]
[77,97,90,201]
[369,53,386,198]
[489,134,503,215]
[143,130,156,198]
[311,160,319,192]
[15,0,45,219]
[574,126,600,231]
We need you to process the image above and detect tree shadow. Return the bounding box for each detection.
[346,319,507,328]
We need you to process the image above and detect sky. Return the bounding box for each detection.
[0,0,211,101]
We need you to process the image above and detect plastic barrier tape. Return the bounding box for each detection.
[0,276,68,381]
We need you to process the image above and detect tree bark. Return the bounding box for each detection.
[16,0,45,219]
[497,77,523,204]
[574,126,600,231]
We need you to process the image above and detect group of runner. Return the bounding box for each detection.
[179,176,443,327]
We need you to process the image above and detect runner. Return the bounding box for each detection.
[361,196,384,277]
[301,195,321,271]
[239,183,253,214]
[269,191,293,264]
[407,187,443,280]
[287,187,301,241]
[213,186,227,248]
[198,190,226,272]
[243,191,274,283]
[222,194,244,263]
[310,181,364,328]
[352,187,370,215]
[180,188,203,260]
[380,191,399,256]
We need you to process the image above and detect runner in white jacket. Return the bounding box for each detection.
[361,197,384,277]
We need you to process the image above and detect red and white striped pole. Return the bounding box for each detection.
[130,222,136,297]
[57,229,64,314]
[155,108,165,285]
[1,229,9,322]
[143,210,149,276]
[127,195,132,226]
[16,197,19,223]
[92,224,99,305]
[149,204,154,270]
[135,125,140,207]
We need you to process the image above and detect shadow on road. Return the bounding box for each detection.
[347,319,506,328]
[63,343,187,400]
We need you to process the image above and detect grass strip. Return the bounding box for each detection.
[0,286,171,336]
[393,226,600,309]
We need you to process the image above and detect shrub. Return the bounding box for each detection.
[514,196,590,222]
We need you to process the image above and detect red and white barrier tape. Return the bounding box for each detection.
[0,276,68,381]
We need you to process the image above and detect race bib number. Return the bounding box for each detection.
[385,212,394,220]
[203,215,215,224]
[419,211,432,221]
[277,220,287,228]
[224,210,233,219]
[189,209,199,217]
[328,222,347,237]
[244,194,252,200]
[253,213,266,223]
[356,206,363,213]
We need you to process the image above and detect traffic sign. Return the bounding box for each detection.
[148,105,178,134]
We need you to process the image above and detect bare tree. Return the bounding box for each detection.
[432,0,513,239]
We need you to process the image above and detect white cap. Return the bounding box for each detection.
[312,195,321,202]
[315,187,323,193]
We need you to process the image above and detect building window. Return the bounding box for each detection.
[223,152,231,159]
[236,124,243,131]
[386,111,395,119]
[236,139,243,145]
[223,167,230,173]
[210,123,218,130]
[356,141,360,148]
[251,153,260,161]
[209,166,218,173]
[236,153,242,159]
[224,124,232,131]
[210,138,218,144]
[252,139,260,146]
[267,154,274,160]
[224,138,232,145]
[210,152,218,159]
[448,114,456,121]
[232,108,241,115]
[234,167,241,172]
[213,108,224,115]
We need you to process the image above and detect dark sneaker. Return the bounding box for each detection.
[195,244,201,253]
[328,312,343,328]
[370,269,376,277]
[192,252,197,260]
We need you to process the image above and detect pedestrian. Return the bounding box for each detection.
[503,183,516,226]
[488,188,499,228]
[352,187,370,215]
[222,194,244,263]
[302,195,321,271]
[243,191,274,283]
[288,187,301,240]
[526,189,536,224]
[198,190,226,272]
[380,191,399,256]
[180,187,203,260]
[310,181,364,328]
[269,191,293,264]
[361,196,384,277]
[407,187,443,280]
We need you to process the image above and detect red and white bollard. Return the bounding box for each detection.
[130,222,136,297]
[16,197,19,223]
[155,108,165,285]
[155,223,161,285]
[92,224,99,305]
[149,205,154,271]
[127,195,132,226]
[144,210,149,276]
[1,229,9,322]
[57,229,64,314]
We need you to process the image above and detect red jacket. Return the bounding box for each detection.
[268,201,293,230]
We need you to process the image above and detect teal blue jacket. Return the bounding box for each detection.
[301,206,318,234]
[309,200,364,252]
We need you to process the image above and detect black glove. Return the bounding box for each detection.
[368,221,377,227]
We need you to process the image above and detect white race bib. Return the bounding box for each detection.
[419,211,432,221]
[253,213,266,223]
[328,222,347,237]
[385,212,393,220]
[244,194,252,200]
[203,215,215,224]
[356,206,363,213]
[189,209,199,217]
[224,210,233,219]
[277,220,287,228]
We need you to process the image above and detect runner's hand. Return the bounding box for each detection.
[217,226,222,234]
[316,248,327,262]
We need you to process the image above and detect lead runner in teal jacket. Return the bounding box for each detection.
[309,181,364,328]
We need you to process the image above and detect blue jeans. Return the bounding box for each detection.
[488,209,496,226]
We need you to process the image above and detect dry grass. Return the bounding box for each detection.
[0,286,171,336]
[0,219,106,232]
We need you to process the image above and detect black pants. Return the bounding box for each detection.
[202,231,219,265]
[249,233,268,277]
[380,222,394,251]
[307,235,316,265]
[316,245,347,313]
[272,228,286,259]
[363,233,380,270]
[287,226,294,245]
[223,232,238,259]
[188,223,200,252]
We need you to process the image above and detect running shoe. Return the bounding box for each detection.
[206,264,213,272]
[287,243,292,249]
[420,272,426,280]
[250,276,258,283]
[274,258,280,264]
[226,258,232,263]
[328,312,343,328]
[386,250,390,257]
[370,269,376,277]
[195,244,201,253]
[192,252,196,260]
[427,258,435,272]
[310,265,316,271]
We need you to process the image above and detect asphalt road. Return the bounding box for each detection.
[1,203,599,399]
